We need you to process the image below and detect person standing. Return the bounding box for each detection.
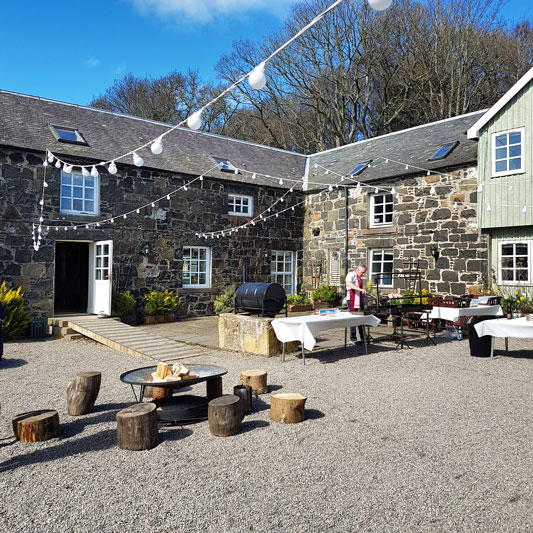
[0,301,5,359]
[346,264,367,345]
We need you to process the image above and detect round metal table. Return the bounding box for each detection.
[120,364,228,422]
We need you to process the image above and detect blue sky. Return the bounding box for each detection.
[0,0,530,107]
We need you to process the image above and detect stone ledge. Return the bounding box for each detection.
[361,226,397,235]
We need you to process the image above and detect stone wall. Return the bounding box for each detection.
[0,147,304,317]
[303,166,489,297]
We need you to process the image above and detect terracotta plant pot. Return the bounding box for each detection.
[144,314,175,324]
[143,316,155,325]
[313,301,328,310]
[288,304,314,312]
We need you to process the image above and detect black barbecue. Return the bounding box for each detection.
[234,282,287,318]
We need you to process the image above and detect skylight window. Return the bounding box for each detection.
[214,158,238,173]
[429,141,459,161]
[349,161,372,176]
[50,125,87,145]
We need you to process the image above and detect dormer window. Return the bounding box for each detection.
[50,125,87,145]
[349,161,371,177]
[214,158,238,173]
[429,141,459,161]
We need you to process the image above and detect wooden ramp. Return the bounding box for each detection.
[49,315,206,362]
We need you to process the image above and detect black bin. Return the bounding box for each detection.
[468,316,495,357]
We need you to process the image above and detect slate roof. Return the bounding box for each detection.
[306,110,485,191]
[0,90,307,190]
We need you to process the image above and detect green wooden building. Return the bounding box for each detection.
[467,67,533,297]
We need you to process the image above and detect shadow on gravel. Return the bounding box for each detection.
[159,427,194,442]
[240,420,270,433]
[0,428,117,473]
[60,402,132,438]
[494,349,533,359]
[268,384,282,393]
[305,409,325,420]
[0,357,28,368]
[251,397,270,413]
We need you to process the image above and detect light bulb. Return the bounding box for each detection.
[136,209,140,214]
[419,198,423,204]
[328,185,333,192]
[509,186,513,191]
[187,111,202,130]
[63,163,69,172]
[48,154,54,163]
[325,170,329,175]
[43,160,48,167]
[82,167,89,177]
[487,205,491,212]
[73,226,77,230]
[167,195,170,200]
[151,203,155,208]
[252,173,256,179]
[249,62,267,90]
[133,153,144,167]
[279,179,283,185]
[391,187,396,195]
[367,0,392,11]
[96,223,100,227]
[151,138,163,155]
[477,184,483,192]
[86,225,89,229]
[43,181,48,188]
[108,161,118,175]
[405,165,409,170]
[453,202,458,209]
[110,218,114,223]
[522,206,527,213]
[430,186,436,195]
[184,185,188,191]
[55,161,61,168]
[427,170,431,176]
[341,176,345,181]
[39,216,43,222]
[396,193,400,200]
[375,188,379,194]
[199,176,203,181]
[39,198,44,206]
[385,159,389,164]
[91,166,99,178]
[55,227,58,231]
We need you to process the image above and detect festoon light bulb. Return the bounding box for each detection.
[91,166,99,178]
[187,111,202,131]
[108,161,118,175]
[367,0,392,11]
[151,138,163,155]
[82,167,90,177]
[249,62,267,90]
[133,153,144,167]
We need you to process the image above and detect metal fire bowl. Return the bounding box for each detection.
[153,395,208,423]
[120,364,228,390]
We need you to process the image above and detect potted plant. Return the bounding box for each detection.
[287,286,313,312]
[311,285,340,309]
[143,290,179,324]
[214,285,236,315]
[111,290,137,325]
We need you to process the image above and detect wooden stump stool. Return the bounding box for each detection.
[270,393,307,424]
[12,410,60,442]
[238,369,267,395]
[116,403,159,451]
[66,371,101,416]
[208,395,242,437]
[233,385,252,416]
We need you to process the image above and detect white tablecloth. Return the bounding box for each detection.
[272,312,381,351]
[428,305,503,323]
[474,317,533,338]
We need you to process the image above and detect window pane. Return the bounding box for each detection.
[509,158,522,170]
[495,160,507,173]
[509,132,521,145]
[509,145,521,157]
[96,257,102,268]
[97,245,102,255]
[495,135,507,147]
[73,187,83,198]
[495,147,507,160]
[103,244,109,255]
[62,174,72,185]
[61,185,71,197]
[85,188,94,200]
[501,269,513,281]
[85,201,94,212]
[85,177,94,188]
[60,198,71,210]
[517,270,528,281]
[73,199,83,211]
[516,244,528,255]
[96,269,102,280]
[501,244,514,255]
[73,175,83,186]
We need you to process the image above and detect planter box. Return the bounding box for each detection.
[313,301,329,310]
[288,304,313,312]
[120,314,137,326]
[143,314,175,325]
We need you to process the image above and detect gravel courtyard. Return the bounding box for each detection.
[0,335,532,532]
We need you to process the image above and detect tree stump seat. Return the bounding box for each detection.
[66,371,101,416]
[238,369,267,395]
[208,395,243,437]
[116,403,159,450]
[12,409,60,442]
[270,393,307,424]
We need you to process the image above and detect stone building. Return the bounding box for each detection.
[0,90,306,317]
[0,89,492,318]
[304,111,489,298]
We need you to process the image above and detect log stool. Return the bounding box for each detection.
[270,393,307,424]
[233,385,252,416]
[66,371,101,416]
[116,403,159,451]
[12,409,60,442]
[208,395,242,437]
[238,369,267,395]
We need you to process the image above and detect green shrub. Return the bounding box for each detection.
[311,285,340,307]
[111,290,136,317]
[287,286,311,305]
[0,281,31,340]
[214,285,236,313]
[143,289,179,317]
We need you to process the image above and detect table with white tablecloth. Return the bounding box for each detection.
[474,316,533,357]
[427,304,503,323]
[271,312,381,363]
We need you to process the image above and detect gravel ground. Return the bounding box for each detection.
[0,335,532,533]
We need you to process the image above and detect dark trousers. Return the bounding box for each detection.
[349,301,365,341]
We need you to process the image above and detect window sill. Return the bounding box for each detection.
[362,226,396,235]
[491,170,525,178]
[228,212,252,217]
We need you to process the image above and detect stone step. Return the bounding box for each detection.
[64,333,85,341]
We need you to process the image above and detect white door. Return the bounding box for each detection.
[93,240,113,316]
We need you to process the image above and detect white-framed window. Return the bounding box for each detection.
[369,249,394,287]
[228,194,253,216]
[60,171,99,215]
[271,251,295,295]
[183,246,211,288]
[492,128,525,177]
[370,193,393,227]
[499,241,530,285]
